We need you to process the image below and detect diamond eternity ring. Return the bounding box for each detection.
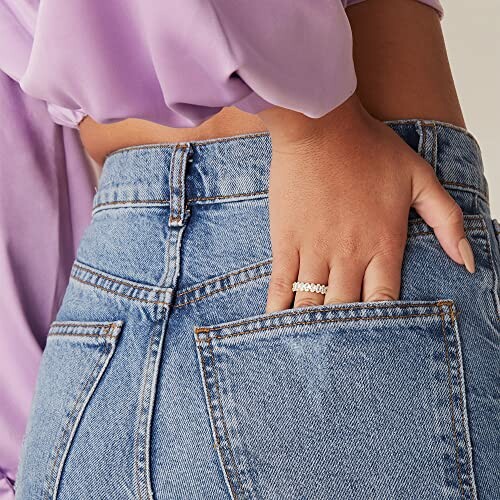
[292,281,328,295]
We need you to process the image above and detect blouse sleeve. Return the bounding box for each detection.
[2,1,444,129]
[13,0,358,128]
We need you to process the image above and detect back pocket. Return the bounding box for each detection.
[194,300,476,500]
[16,321,123,500]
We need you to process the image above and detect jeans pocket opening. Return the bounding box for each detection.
[194,300,477,500]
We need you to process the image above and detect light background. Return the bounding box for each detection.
[442,0,499,217]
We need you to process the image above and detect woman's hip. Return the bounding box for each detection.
[16,120,500,499]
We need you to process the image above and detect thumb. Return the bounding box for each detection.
[411,162,475,273]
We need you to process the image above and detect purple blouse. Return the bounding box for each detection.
[0,0,443,496]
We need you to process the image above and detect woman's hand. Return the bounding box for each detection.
[258,93,475,312]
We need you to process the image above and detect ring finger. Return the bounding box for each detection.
[293,253,330,308]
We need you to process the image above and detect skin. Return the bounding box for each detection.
[78,0,474,312]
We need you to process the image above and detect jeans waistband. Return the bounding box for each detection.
[93,119,488,215]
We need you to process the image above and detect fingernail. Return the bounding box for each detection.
[458,238,475,273]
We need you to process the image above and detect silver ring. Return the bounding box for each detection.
[292,281,328,295]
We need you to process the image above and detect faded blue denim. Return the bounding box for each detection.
[16,120,500,499]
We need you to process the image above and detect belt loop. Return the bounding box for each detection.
[168,142,191,227]
[418,120,438,171]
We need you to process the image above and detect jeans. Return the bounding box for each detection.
[16,120,500,499]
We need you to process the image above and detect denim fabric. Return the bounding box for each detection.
[16,120,500,500]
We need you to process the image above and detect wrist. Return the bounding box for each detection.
[258,92,373,149]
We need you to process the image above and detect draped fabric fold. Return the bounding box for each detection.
[0,72,94,497]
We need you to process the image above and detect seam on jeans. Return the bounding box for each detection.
[442,180,483,190]
[447,304,477,498]
[208,338,246,498]
[102,132,270,162]
[176,259,273,297]
[92,191,269,213]
[48,322,109,339]
[410,225,484,237]
[49,322,116,331]
[187,191,269,202]
[196,343,240,499]
[53,341,119,497]
[161,225,174,290]
[194,301,452,335]
[144,319,168,498]
[72,262,169,295]
[439,309,466,499]
[195,311,443,342]
[93,199,171,211]
[43,343,112,499]
[70,274,169,306]
[47,332,118,340]
[473,193,479,214]
[174,272,272,309]
[134,321,158,500]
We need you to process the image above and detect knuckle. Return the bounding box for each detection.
[364,287,398,302]
[369,231,405,259]
[268,274,293,297]
[435,202,464,229]
[306,235,331,258]
[375,233,405,256]
[446,203,464,225]
[294,298,321,308]
[337,236,363,258]
[324,296,346,305]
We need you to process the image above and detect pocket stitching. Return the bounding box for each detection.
[196,311,445,344]
[48,321,123,340]
[439,306,476,499]
[195,300,453,336]
[44,344,111,499]
[207,339,248,499]
[197,303,476,499]
[42,322,123,499]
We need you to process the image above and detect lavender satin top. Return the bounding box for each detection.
[0,0,443,496]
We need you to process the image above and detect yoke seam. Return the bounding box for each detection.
[70,274,169,307]
[72,262,170,295]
